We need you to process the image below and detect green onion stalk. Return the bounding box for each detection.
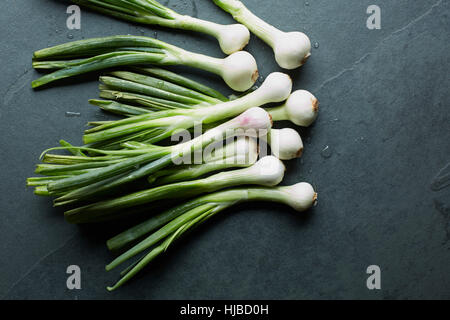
[212,0,311,69]
[64,155,286,223]
[30,107,273,206]
[105,182,318,291]
[71,0,250,55]
[32,35,258,91]
[98,69,228,110]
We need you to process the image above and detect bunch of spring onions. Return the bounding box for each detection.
[29,107,273,209]
[88,67,318,159]
[83,72,318,154]
[71,0,250,55]
[28,0,321,291]
[32,35,257,91]
[212,0,311,69]
[105,182,317,290]
[28,68,319,290]
[28,70,317,206]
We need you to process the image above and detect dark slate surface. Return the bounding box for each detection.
[0,0,449,300]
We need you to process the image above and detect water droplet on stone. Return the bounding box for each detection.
[154,31,158,39]
[313,42,319,49]
[65,111,81,117]
[67,34,74,39]
[320,145,332,159]
[305,1,310,6]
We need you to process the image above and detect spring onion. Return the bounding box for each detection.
[64,155,285,223]
[32,35,258,91]
[71,0,250,55]
[212,0,311,69]
[106,182,317,290]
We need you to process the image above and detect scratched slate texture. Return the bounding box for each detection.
[0,0,449,300]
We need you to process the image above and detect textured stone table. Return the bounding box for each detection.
[0,0,448,299]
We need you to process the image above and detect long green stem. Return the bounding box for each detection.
[107,71,222,104]
[107,198,209,251]
[32,51,166,88]
[107,203,225,291]
[100,74,209,105]
[106,202,220,271]
[33,35,165,60]
[133,67,227,101]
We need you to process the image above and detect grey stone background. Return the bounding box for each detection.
[0,0,449,299]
